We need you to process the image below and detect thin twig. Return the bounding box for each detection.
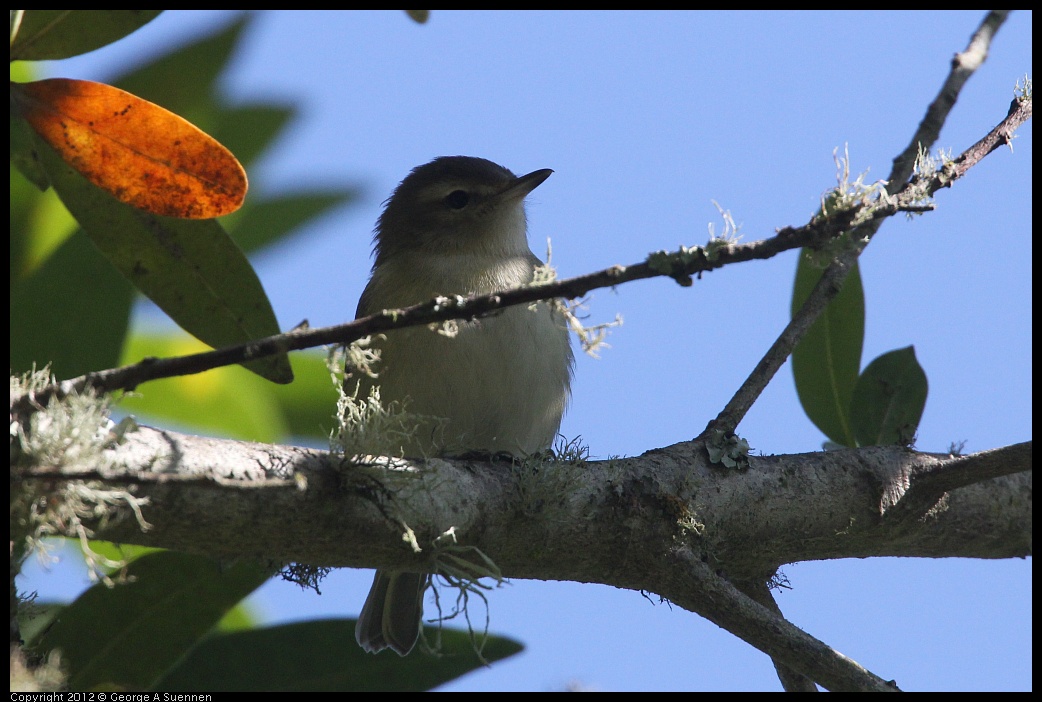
[4,168,972,417]
[701,11,1014,440]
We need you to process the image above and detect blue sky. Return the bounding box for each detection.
[19,11,1031,691]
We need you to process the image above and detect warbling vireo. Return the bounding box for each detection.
[352,156,574,655]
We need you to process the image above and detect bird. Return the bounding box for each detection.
[352,156,574,655]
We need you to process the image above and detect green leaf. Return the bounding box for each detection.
[153,619,524,692]
[208,104,297,171]
[10,228,133,378]
[19,602,64,646]
[109,19,289,178]
[32,552,272,691]
[791,250,865,446]
[119,334,336,442]
[108,16,271,174]
[214,602,260,634]
[225,191,358,255]
[31,134,293,384]
[109,14,358,256]
[10,104,50,190]
[269,350,341,439]
[87,540,165,568]
[113,14,249,117]
[10,10,163,61]
[118,332,292,442]
[851,346,928,446]
[10,163,39,278]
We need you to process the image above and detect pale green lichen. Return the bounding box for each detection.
[647,245,703,276]
[327,346,445,461]
[1015,74,1031,100]
[535,238,622,358]
[705,428,751,471]
[11,367,148,585]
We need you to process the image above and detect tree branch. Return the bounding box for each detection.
[15,426,1029,689]
[663,548,898,692]
[12,419,1030,689]
[734,578,820,692]
[881,441,1031,526]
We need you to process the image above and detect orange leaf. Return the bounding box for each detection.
[13,78,247,219]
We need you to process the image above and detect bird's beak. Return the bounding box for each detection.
[497,168,553,202]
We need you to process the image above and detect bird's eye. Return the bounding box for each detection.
[444,190,470,209]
